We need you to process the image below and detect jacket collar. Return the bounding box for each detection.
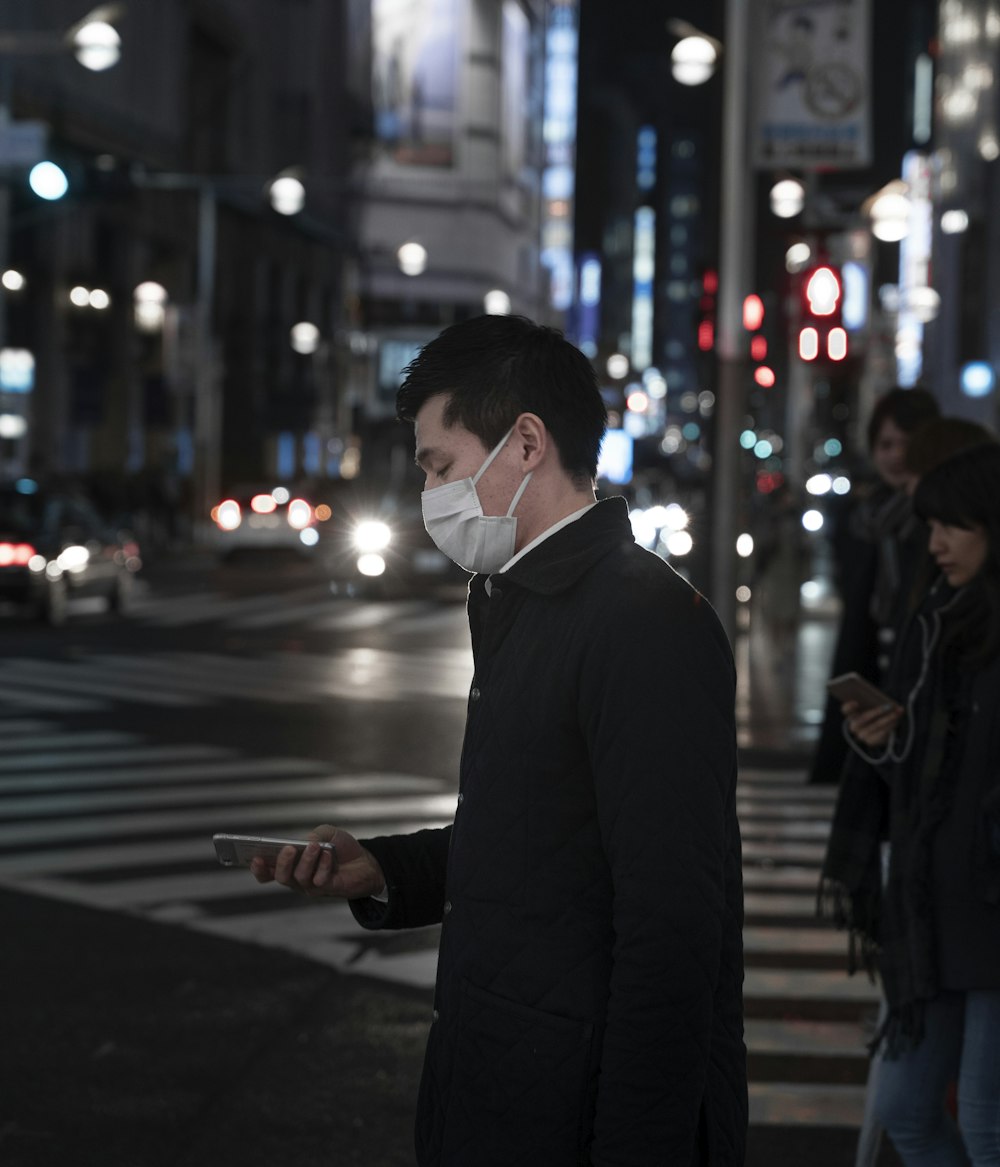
[482,495,633,596]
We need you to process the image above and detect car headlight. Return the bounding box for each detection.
[353,520,392,553]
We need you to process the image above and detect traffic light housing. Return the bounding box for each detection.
[798,265,847,363]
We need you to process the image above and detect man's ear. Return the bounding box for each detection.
[512,412,548,470]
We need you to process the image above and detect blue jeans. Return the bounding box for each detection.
[873,989,1000,1165]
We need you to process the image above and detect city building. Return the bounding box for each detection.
[0,0,564,540]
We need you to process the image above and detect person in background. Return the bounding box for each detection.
[809,387,940,785]
[820,416,996,1167]
[247,314,748,1166]
[832,442,1000,1166]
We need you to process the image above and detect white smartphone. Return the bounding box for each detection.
[826,671,895,712]
[213,833,335,868]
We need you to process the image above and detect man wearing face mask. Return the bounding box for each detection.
[249,315,747,1167]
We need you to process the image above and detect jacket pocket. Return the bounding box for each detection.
[441,979,594,1166]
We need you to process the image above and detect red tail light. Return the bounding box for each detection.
[0,541,36,566]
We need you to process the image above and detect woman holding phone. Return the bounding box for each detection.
[835,442,1000,1166]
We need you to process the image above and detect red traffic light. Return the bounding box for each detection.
[742,294,765,331]
[804,266,841,317]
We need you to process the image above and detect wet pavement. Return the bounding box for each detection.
[2,580,905,1165]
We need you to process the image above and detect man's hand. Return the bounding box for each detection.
[842,698,903,749]
[250,824,386,900]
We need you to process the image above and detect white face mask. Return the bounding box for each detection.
[421,425,533,574]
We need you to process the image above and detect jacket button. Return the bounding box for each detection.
[457,792,464,804]
[432,1009,439,1022]
[470,686,481,701]
[443,900,452,915]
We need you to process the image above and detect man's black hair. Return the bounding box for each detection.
[396,315,608,483]
[866,386,940,451]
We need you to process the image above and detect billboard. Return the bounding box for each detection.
[751,0,872,170]
[372,0,459,167]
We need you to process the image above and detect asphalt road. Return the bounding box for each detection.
[2,549,902,1165]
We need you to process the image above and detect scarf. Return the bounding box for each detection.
[818,583,969,1054]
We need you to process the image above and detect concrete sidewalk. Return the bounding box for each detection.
[4,885,429,1165]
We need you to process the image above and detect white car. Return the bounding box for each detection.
[211,487,328,557]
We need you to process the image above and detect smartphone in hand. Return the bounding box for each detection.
[213,833,335,868]
[826,671,896,711]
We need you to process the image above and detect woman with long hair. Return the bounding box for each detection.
[836,441,1000,1165]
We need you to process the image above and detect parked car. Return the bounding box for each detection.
[0,480,142,625]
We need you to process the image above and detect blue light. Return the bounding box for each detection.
[14,478,38,494]
[961,361,996,398]
[277,432,296,480]
[841,262,868,331]
[597,429,634,485]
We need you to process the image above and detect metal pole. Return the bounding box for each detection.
[193,183,218,539]
[711,0,753,644]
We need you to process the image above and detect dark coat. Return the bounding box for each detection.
[881,585,1000,1002]
[352,498,747,1166]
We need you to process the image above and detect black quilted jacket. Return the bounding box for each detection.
[352,497,747,1165]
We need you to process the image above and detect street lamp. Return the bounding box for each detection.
[667,20,722,86]
[27,160,69,200]
[866,181,911,242]
[70,18,122,72]
[769,177,806,219]
[484,289,511,315]
[268,173,306,216]
[397,241,428,276]
[290,321,321,354]
[134,281,167,332]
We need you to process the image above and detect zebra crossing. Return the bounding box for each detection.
[2,708,880,1137]
[0,715,453,988]
[0,643,475,713]
[738,765,879,1136]
[0,591,475,714]
[129,584,467,634]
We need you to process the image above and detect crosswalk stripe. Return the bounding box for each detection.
[80,654,322,704]
[227,599,345,630]
[0,754,318,794]
[748,1082,867,1127]
[129,590,219,619]
[0,793,459,846]
[136,587,322,628]
[0,684,107,712]
[744,1018,866,1057]
[0,718,57,735]
[2,773,454,819]
[311,603,417,631]
[0,704,882,1127]
[2,661,194,707]
[0,743,230,775]
[0,730,138,753]
[743,924,848,956]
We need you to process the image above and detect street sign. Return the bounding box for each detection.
[0,120,48,168]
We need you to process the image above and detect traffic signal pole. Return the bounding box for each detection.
[710,0,753,645]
